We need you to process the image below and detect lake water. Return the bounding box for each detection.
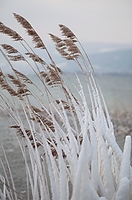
[62,73,132,112]
[0,74,132,197]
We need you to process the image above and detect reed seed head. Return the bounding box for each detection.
[25,52,46,64]
[0,22,23,41]
[59,24,76,41]
[13,13,46,49]
[1,44,19,54]
[8,54,25,61]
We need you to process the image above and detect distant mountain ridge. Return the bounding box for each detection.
[89,48,132,74]
[55,48,132,75]
[1,42,132,75]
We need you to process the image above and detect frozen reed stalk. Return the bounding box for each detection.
[0,13,132,200]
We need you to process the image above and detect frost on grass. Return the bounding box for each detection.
[0,14,132,200]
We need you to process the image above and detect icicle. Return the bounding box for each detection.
[119,136,131,180]
[115,135,132,200]
[115,177,130,200]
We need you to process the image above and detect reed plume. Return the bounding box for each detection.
[59,24,76,41]
[12,68,33,84]
[13,13,45,49]
[1,44,19,54]
[25,52,46,64]
[49,33,80,60]
[0,22,22,41]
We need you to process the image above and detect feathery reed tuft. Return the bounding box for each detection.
[0,22,22,41]
[49,33,80,60]
[8,54,25,61]
[59,24,76,41]
[25,52,46,64]
[1,44,19,54]
[13,13,46,49]
[12,68,33,84]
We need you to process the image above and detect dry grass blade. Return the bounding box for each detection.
[56,47,74,60]
[49,33,63,44]
[40,71,48,78]
[59,24,77,41]
[30,106,55,132]
[49,33,80,60]
[0,22,22,41]
[13,14,32,30]
[40,66,62,86]
[0,73,29,97]
[31,115,55,132]
[31,105,43,113]
[7,74,24,87]
[25,52,46,64]
[13,13,46,49]
[50,63,62,74]
[64,39,80,56]
[10,126,41,148]
[47,66,62,86]
[0,81,18,96]
[1,44,19,54]
[17,87,29,96]
[49,33,66,52]
[0,69,5,77]
[56,99,70,110]
[12,68,33,84]
[8,54,25,61]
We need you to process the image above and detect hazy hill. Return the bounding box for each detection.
[54,47,132,75]
[89,48,132,74]
[0,42,132,75]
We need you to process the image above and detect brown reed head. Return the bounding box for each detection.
[25,52,46,64]
[0,22,23,41]
[1,44,19,54]
[13,13,46,49]
[59,24,77,41]
[49,32,80,60]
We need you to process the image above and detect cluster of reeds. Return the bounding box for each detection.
[0,14,132,200]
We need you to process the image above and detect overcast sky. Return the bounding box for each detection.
[0,0,132,45]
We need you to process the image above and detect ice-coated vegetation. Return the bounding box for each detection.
[0,14,132,200]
